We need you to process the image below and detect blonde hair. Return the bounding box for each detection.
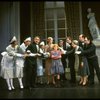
[72,40,79,45]
[47,37,53,42]
[52,44,59,49]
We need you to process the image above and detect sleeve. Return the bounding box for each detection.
[6,47,16,56]
[82,44,95,55]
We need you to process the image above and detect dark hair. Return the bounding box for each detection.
[66,36,72,41]
[85,36,91,41]
[85,36,92,44]
[34,36,40,39]
[79,34,85,39]
[82,34,85,39]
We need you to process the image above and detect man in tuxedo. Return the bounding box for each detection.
[24,36,40,89]
[65,36,76,83]
[78,34,85,49]
[82,36,100,85]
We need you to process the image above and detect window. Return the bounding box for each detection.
[44,1,67,43]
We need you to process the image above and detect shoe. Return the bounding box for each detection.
[8,87,12,91]
[20,85,24,89]
[47,81,50,85]
[79,80,83,85]
[82,78,88,86]
[82,81,87,86]
[12,86,15,90]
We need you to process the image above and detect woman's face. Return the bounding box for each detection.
[72,42,77,48]
[11,41,18,47]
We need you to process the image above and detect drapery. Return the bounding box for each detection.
[32,2,45,40]
[64,2,80,39]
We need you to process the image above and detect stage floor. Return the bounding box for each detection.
[0,77,100,99]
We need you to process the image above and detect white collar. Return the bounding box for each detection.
[75,46,79,51]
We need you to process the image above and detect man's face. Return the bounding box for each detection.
[66,38,71,43]
[59,41,63,46]
[34,37,40,44]
[79,35,84,42]
[25,41,31,46]
[84,37,90,44]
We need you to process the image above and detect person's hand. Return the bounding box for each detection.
[36,53,41,56]
[81,62,84,67]
[23,53,29,58]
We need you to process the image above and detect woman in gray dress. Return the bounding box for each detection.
[1,36,27,90]
[72,40,90,86]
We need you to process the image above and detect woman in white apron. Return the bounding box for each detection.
[1,36,27,90]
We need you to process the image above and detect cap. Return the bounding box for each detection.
[10,36,17,43]
[24,37,31,42]
[40,41,45,46]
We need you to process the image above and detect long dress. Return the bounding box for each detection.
[0,45,24,79]
[0,52,14,79]
[75,46,90,76]
[45,44,53,76]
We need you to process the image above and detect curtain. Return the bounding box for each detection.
[32,2,45,40]
[64,2,80,40]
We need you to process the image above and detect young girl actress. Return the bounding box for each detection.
[50,44,64,87]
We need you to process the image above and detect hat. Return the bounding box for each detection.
[40,41,45,46]
[24,37,31,42]
[10,36,17,43]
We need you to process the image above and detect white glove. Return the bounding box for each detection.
[63,50,67,54]
[29,53,37,57]
[43,52,50,58]
[75,51,81,54]
[36,53,41,56]
[26,50,31,54]
[16,53,24,57]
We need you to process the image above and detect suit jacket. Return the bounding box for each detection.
[82,42,96,58]
[25,42,40,65]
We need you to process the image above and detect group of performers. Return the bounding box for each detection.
[1,34,100,90]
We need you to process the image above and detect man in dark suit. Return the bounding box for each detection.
[24,36,40,89]
[78,34,85,49]
[82,36,100,85]
[65,36,76,83]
